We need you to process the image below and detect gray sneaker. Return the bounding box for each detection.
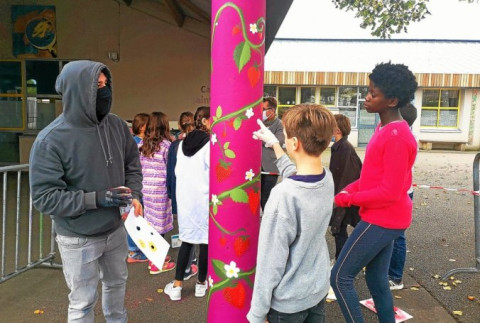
[389,280,404,290]
[195,281,207,297]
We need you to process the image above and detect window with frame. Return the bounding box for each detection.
[420,89,460,128]
[0,59,72,131]
[263,85,277,98]
[300,87,315,104]
[337,86,366,128]
[320,87,335,106]
[278,87,296,119]
[0,61,24,130]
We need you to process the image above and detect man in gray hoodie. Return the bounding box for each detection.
[260,97,285,211]
[29,60,143,322]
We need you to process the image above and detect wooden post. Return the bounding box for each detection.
[208,1,265,321]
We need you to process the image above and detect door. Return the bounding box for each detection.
[357,100,379,147]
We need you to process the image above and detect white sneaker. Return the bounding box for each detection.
[389,280,404,290]
[195,281,207,297]
[164,281,182,301]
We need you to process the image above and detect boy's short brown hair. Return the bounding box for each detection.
[334,114,351,137]
[282,104,336,157]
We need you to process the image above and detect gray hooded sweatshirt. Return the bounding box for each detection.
[247,155,333,322]
[29,60,142,237]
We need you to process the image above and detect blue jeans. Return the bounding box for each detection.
[388,233,406,283]
[388,192,412,283]
[127,233,143,253]
[331,221,404,323]
[56,226,129,323]
[267,298,326,323]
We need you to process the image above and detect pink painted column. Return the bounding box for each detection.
[208,1,265,321]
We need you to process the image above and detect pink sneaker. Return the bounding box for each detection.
[184,264,198,281]
[150,261,176,275]
[148,257,172,270]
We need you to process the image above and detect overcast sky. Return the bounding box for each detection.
[277,0,480,40]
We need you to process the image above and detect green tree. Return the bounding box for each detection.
[332,0,430,38]
[333,0,478,38]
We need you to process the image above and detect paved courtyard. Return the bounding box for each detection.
[0,149,479,322]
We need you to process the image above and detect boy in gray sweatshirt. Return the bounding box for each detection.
[247,104,336,323]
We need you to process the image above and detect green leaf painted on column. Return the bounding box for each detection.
[230,188,248,203]
[233,117,242,130]
[233,41,251,72]
[216,106,223,119]
[212,259,228,280]
[223,142,230,150]
[224,149,236,159]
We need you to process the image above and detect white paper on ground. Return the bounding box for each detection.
[360,298,413,322]
[123,208,170,269]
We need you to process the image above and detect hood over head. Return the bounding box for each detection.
[182,129,209,157]
[55,60,113,127]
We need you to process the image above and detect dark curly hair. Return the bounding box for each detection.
[369,62,418,109]
[194,106,210,133]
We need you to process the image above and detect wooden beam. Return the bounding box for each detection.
[177,0,210,24]
[164,0,185,27]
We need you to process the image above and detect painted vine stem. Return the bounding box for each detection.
[209,1,264,316]
[211,2,265,72]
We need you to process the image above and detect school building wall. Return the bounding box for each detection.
[0,0,211,125]
[265,71,480,151]
[0,0,211,163]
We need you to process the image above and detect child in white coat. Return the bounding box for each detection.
[164,106,210,301]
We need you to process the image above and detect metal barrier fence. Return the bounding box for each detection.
[0,164,61,284]
[442,152,480,280]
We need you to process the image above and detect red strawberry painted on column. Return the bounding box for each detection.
[247,64,260,87]
[219,236,227,247]
[216,162,231,182]
[248,189,260,215]
[234,235,250,257]
[232,25,241,36]
[223,281,246,308]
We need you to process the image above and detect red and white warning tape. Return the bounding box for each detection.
[261,171,280,175]
[260,172,479,196]
[413,184,479,196]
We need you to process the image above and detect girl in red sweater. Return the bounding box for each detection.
[331,62,418,323]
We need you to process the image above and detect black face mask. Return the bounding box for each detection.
[96,86,112,122]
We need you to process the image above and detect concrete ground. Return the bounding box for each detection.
[1,149,479,322]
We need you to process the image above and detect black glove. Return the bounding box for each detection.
[96,186,133,208]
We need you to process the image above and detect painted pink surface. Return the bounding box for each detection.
[208,1,265,321]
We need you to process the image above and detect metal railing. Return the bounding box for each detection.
[1,164,60,284]
[442,152,480,280]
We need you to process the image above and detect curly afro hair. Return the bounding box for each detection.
[369,62,418,109]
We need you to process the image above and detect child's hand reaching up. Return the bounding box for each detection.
[253,119,279,148]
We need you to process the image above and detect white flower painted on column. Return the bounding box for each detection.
[211,133,218,145]
[211,194,219,206]
[209,275,214,288]
[245,169,255,181]
[249,23,258,34]
[245,108,254,119]
[224,261,240,278]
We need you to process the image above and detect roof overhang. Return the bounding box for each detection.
[123,0,293,52]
